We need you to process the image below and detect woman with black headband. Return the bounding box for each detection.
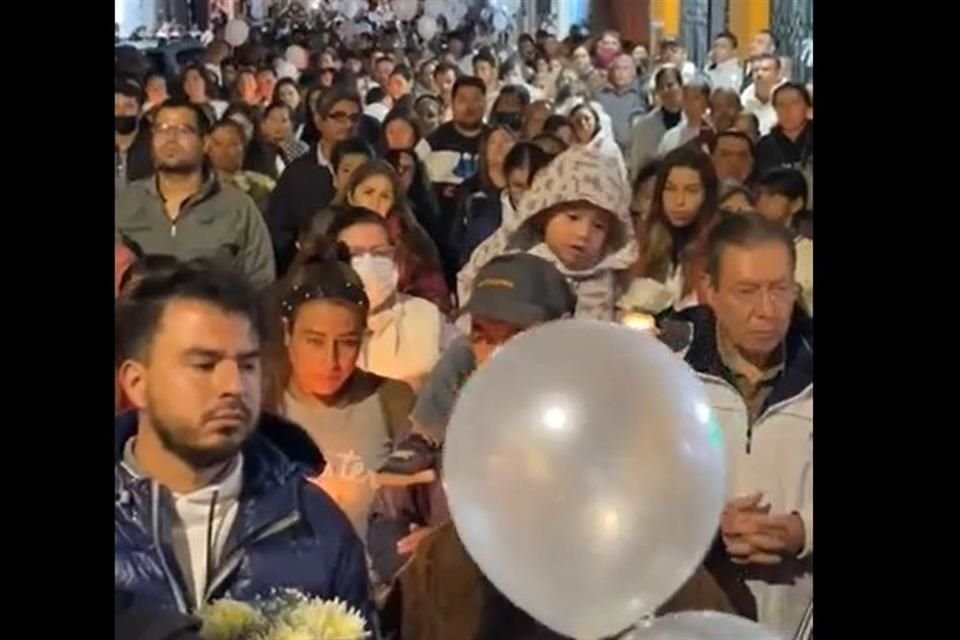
[263,242,416,545]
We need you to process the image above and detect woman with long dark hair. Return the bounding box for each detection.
[630,146,720,310]
[385,148,444,254]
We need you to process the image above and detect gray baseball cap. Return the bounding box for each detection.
[465,253,577,327]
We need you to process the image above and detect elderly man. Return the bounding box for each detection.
[596,53,649,155]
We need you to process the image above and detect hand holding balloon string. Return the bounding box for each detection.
[721,492,806,565]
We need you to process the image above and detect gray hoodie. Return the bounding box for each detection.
[115,174,276,289]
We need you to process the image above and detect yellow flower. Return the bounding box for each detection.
[284,598,368,639]
[199,599,267,640]
[260,623,314,640]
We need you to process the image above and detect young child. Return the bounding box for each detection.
[458,139,637,320]
[754,168,813,315]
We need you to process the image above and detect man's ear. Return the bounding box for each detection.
[118,360,148,410]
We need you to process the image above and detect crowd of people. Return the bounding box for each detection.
[114,17,813,640]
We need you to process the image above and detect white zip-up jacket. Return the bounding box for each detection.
[682,307,813,638]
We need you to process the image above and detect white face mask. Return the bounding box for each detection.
[351,254,399,310]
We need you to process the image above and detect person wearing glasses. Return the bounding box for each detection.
[267,87,362,277]
[680,213,813,639]
[114,99,276,290]
[326,206,458,391]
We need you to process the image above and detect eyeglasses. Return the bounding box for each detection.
[153,123,199,138]
[326,111,360,123]
[728,283,799,308]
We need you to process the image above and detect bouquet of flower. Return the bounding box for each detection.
[199,589,369,640]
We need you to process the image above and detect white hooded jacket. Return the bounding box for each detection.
[457,138,638,320]
[683,309,813,638]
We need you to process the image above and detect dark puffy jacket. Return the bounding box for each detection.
[265,148,336,276]
[114,412,374,627]
[449,188,504,272]
[115,589,201,640]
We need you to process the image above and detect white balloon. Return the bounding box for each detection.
[423,0,444,18]
[443,0,468,28]
[285,45,309,70]
[444,320,727,640]
[224,19,250,47]
[339,0,360,19]
[393,0,418,21]
[417,14,438,40]
[627,611,784,640]
[491,11,509,31]
[501,0,523,15]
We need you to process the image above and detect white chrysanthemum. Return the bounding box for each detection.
[284,598,368,639]
[199,599,267,640]
[259,622,314,640]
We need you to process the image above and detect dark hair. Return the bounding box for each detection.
[494,84,531,110]
[210,117,246,140]
[389,64,414,83]
[642,146,720,281]
[755,53,782,70]
[154,98,212,136]
[180,63,217,101]
[264,101,292,119]
[117,254,181,299]
[530,133,567,155]
[755,168,808,209]
[414,93,442,110]
[773,82,813,107]
[116,260,266,362]
[365,86,386,106]
[473,48,498,70]
[374,54,394,68]
[382,108,423,149]
[714,30,739,49]
[735,112,760,139]
[518,33,535,47]
[476,126,518,191]
[541,114,571,136]
[433,61,458,78]
[709,129,754,155]
[569,103,601,139]
[272,77,299,101]
[503,142,552,180]
[719,181,756,209]
[256,66,277,78]
[654,66,683,90]
[116,77,144,105]
[326,206,393,246]
[144,71,167,86]
[316,86,362,117]
[706,212,796,284]
[453,75,486,99]
[633,160,662,194]
[331,137,376,171]
[280,236,368,324]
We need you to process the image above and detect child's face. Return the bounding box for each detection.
[543,205,612,271]
[470,316,525,367]
[755,192,801,224]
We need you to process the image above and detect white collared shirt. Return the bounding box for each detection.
[741,83,782,136]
